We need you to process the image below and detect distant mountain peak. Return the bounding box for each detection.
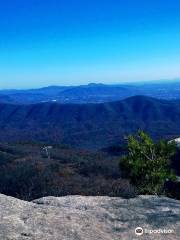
[87,83,105,87]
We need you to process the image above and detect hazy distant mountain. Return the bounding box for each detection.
[56,83,139,103]
[0,85,68,95]
[0,84,139,104]
[0,96,180,149]
[0,86,70,104]
[1,81,180,104]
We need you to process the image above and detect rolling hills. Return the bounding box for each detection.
[1,81,180,104]
[0,96,180,149]
[0,84,138,104]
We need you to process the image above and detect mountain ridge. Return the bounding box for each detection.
[2,81,180,104]
[0,96,180,149]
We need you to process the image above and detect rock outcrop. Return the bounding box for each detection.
[0,194,179,240]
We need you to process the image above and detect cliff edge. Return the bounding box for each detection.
[0,194,179,240]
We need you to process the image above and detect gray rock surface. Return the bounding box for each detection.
[0,194,179,240]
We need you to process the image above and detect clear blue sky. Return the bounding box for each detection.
[0,0,180,88]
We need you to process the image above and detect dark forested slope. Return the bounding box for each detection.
[0,96,180,149]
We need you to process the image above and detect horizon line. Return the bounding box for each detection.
[1,78,180,90]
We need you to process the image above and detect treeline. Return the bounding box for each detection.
[0,135,179,201]
[0,143,136,200]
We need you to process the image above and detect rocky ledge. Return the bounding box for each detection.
[0,194,179,240]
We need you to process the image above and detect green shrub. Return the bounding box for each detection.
[119,131,177,195]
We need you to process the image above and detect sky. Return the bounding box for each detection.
[0,0,180,89]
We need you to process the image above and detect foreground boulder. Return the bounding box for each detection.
[0,194,179,240]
